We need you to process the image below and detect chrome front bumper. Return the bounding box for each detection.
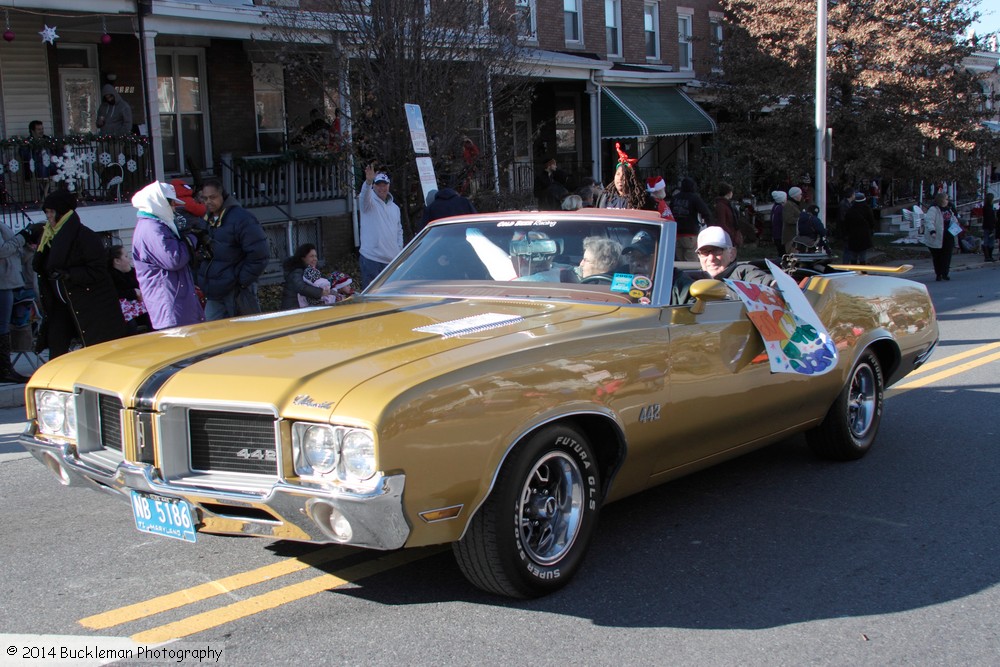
[19,429,410,550]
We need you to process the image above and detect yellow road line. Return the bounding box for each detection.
[893,349,1000,392]
[80,545,348,630]
[131,547,445,644]
[903,341,1000,377]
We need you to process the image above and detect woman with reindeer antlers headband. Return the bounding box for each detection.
[599,143,657,211]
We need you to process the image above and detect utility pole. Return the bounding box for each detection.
[815,0,828,219]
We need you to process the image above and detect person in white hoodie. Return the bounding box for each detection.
[131,181,205,329]
[359,163,403,288]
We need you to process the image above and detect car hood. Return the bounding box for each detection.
[31,297,621,419]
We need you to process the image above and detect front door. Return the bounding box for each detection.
[59,68,100,134]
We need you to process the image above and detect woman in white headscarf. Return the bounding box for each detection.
[131,181,205,329]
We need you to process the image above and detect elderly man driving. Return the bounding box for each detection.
[695,226,773,285]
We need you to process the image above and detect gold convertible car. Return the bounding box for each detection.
[20,210,938,598]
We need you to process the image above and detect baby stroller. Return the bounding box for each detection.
[9,289,44,371]
[792,205,833,256]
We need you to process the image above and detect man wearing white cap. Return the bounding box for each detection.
[695,226,773,285]
[360,163,403,287]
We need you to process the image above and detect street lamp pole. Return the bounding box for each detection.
[815,0,828,219]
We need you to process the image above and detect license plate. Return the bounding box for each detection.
[130,491,197,543]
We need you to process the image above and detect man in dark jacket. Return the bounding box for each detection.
[196,178,269,320]
[669,177,713,261]
[842,192,875,264]
[418,185,477,232]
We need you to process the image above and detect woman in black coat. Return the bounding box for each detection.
[31,190,127,358]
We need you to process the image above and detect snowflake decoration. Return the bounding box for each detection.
[42,152,51,168]
[117,153,126,166]
[50,145,91,192]
[84,151,97,164]
[126,159,137,173]
[39,25,59,45]
[28,158,36,174]
[137,145,145,157]
[7,159,19,173]
[99,152,113,166]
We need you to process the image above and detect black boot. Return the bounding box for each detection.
[0,333,30,383]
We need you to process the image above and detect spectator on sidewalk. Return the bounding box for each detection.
[419,179,476,232]
[842,192,875,264]
[359,164,403,287]
[196,178,269,319]
[131,181,206,329]
[670,177,713,261]
[982,192,996,262]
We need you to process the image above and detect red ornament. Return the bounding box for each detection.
[100,33,111,45]
[2,30,14,42]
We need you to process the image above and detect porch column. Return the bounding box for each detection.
[586,79,601,183]
[139,29,164,180]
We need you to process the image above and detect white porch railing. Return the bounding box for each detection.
[220,153,350,209]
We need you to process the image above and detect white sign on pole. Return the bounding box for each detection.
[405,103,429,155]
[416,156,437,205]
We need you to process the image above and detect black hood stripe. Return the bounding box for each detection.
[134,299,454,410]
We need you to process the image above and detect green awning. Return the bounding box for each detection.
[601,86,717,138]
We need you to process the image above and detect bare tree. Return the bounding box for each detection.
[259,0,534,233]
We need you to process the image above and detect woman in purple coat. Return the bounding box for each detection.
[131,181,205,329]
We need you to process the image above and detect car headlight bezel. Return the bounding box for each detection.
[292,422,377,482]
[35,390,78,440]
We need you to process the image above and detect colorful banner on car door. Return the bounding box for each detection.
[725,259,838,375]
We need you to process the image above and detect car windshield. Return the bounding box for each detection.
[367,216,666,305]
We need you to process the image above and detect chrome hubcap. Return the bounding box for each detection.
[517,451,584,566]
[848,364,877,438]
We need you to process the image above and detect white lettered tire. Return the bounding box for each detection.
[807,351,884,460]
[453,424,602,598]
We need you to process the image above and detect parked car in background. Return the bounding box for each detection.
[20,210,938,598]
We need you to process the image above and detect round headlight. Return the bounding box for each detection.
[37,391,67,435]
[341,429,376,480]
[302,425,339,474]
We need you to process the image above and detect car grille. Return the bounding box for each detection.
[189,410,278,475]
[99,394,124,451]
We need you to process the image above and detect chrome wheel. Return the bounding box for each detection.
[517,451,584,566]
[848,363,877,439]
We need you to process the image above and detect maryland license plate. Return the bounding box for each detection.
[130,490,197,543]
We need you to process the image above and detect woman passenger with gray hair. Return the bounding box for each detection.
[579,236,622,283]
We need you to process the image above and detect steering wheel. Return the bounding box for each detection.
[580,274,613,285]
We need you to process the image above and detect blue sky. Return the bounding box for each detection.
[973,4,1000,38]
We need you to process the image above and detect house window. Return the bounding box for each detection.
[710,13,724,69]
[605,0,622,57]
[555,97,579,163]
[644,3,660,61]
[516,0,536,40]
[156,49,209,175]
[253,64,285,154]
[678,11,693,70]
[564,0,582,44]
